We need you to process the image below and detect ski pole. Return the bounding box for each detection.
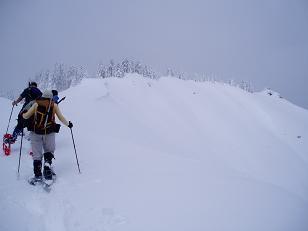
[17,128,24,177]
[6,105,14,134]
[57,96,66,105]
[70,127,81,174]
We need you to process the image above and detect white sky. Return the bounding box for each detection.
[0,0,307,108]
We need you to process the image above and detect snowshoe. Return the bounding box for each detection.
[3,134,15,155]
[42,174,56,192]
[3,133,16,144]
[28,176,43,186]
[28,174,56,192]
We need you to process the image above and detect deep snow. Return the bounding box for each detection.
[1,74,308,231]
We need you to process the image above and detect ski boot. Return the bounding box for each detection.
[43,152,55,180]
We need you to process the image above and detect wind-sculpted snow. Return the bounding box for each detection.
[0,74,308,231]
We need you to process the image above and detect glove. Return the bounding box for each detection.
[12,100,17,106]
[68,121,73,128]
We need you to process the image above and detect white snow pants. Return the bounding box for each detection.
[30,132,55,161]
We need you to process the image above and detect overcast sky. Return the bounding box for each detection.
[1,0,307,108]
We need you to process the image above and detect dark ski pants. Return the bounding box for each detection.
[30,132,55,161]
[12,102,34,139]
[12,107,31,139]
[12,114,24,138]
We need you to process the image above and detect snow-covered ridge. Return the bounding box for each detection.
[1,74,308,231]
[23,59,253,96]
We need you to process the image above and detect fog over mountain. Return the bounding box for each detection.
[0,0,307,108]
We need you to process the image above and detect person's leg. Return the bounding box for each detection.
[42,133,56,180]
[12,113,24,140]
[30,132,43,181]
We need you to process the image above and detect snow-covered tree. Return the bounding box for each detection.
[97,59,157,79]
[33,63,86,92]
[166,68,175,77]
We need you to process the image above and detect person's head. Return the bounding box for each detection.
[28,81,38,88]
[42,90,53,99]
[52,90,58,96]
[52,90,59,103]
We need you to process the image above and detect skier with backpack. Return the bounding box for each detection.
[22,90,73,185]
[4,82,42,144]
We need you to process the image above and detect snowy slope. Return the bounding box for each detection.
[1,74,308,231]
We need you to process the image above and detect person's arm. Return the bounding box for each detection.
[12,88,28,106]
[54,104,69,126]
[12,96,23,106]
[22,103,37,119]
